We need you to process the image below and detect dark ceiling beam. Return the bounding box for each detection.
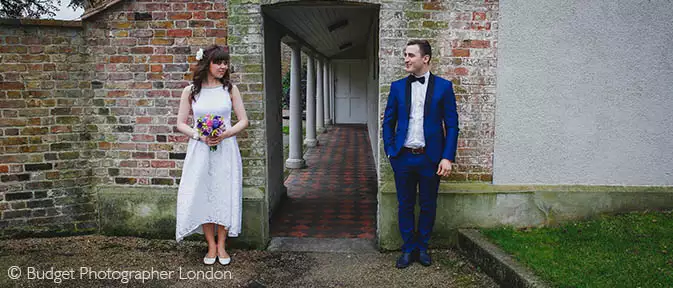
[328,19,349,32]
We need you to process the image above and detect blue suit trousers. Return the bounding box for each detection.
[389,150,440,253]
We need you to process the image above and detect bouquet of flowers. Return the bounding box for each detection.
[196,114,225,151]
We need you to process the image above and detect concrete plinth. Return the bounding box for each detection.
[378,182,673,250]
[285,158,305,169]
[304,138,318,147]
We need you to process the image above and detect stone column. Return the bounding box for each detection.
[285,44,305,169]
[304,56,317,147]
[316,58,325,133]
[323,60,330,126]
[329,63,335,124]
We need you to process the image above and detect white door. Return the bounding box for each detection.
[335,61,367,124]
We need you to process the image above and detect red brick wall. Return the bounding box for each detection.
[446,8,497,182]
[376,1,498,182]
[0,0,229,237]
[0,21,97,237]
[84,0,227,187]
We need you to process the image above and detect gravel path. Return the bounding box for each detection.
[0,235,497,287]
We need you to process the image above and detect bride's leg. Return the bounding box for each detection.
[202,223,217,258]
[217,225,229,258]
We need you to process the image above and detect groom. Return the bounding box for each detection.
[382,40,460,268]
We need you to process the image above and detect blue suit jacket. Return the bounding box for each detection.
[382,73,460,163]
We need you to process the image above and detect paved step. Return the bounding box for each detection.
[267,237,378,253]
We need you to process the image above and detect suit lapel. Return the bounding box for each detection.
[424,73,435,116]
[405,76,412,117]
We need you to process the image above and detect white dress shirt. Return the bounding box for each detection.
[403,71,430,149]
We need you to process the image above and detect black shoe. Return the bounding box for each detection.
[418,250,432,266]
[396,252,413,268]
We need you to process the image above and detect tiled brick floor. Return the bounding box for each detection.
[270,125,377,239]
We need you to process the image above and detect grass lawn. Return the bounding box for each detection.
[282,125,306,135]
[481,210,673,288]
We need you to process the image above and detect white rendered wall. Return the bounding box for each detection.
[494,1,673,185]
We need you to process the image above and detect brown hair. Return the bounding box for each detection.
[406,39,432,63]
[190,45,232,102]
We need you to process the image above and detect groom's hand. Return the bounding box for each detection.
[436,159,452,177]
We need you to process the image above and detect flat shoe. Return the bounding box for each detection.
[203,256,216,265]
[218,256,231,265]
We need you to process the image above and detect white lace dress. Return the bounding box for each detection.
[175,85,242,242]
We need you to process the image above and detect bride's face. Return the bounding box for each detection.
[209,60,228,79]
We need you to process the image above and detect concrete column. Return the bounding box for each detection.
[323,60,330,125]
[316,59,325,133]
[304,56,317,147]
[285,44,305,169]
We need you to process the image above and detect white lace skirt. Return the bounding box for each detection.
[175,136,242,242]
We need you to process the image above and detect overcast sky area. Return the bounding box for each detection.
[45,1,84,20]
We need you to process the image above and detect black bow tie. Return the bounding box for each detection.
[410,76,425,84]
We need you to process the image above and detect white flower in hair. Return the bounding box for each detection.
[195,48,204,61]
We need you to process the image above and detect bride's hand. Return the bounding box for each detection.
[206,129,232,146]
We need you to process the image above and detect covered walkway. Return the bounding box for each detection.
[270,125,377,239]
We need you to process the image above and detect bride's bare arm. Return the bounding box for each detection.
[176,85,198,138]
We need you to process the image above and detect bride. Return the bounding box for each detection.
[174,45,249,265]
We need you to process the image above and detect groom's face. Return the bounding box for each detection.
[404,44,428,75]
